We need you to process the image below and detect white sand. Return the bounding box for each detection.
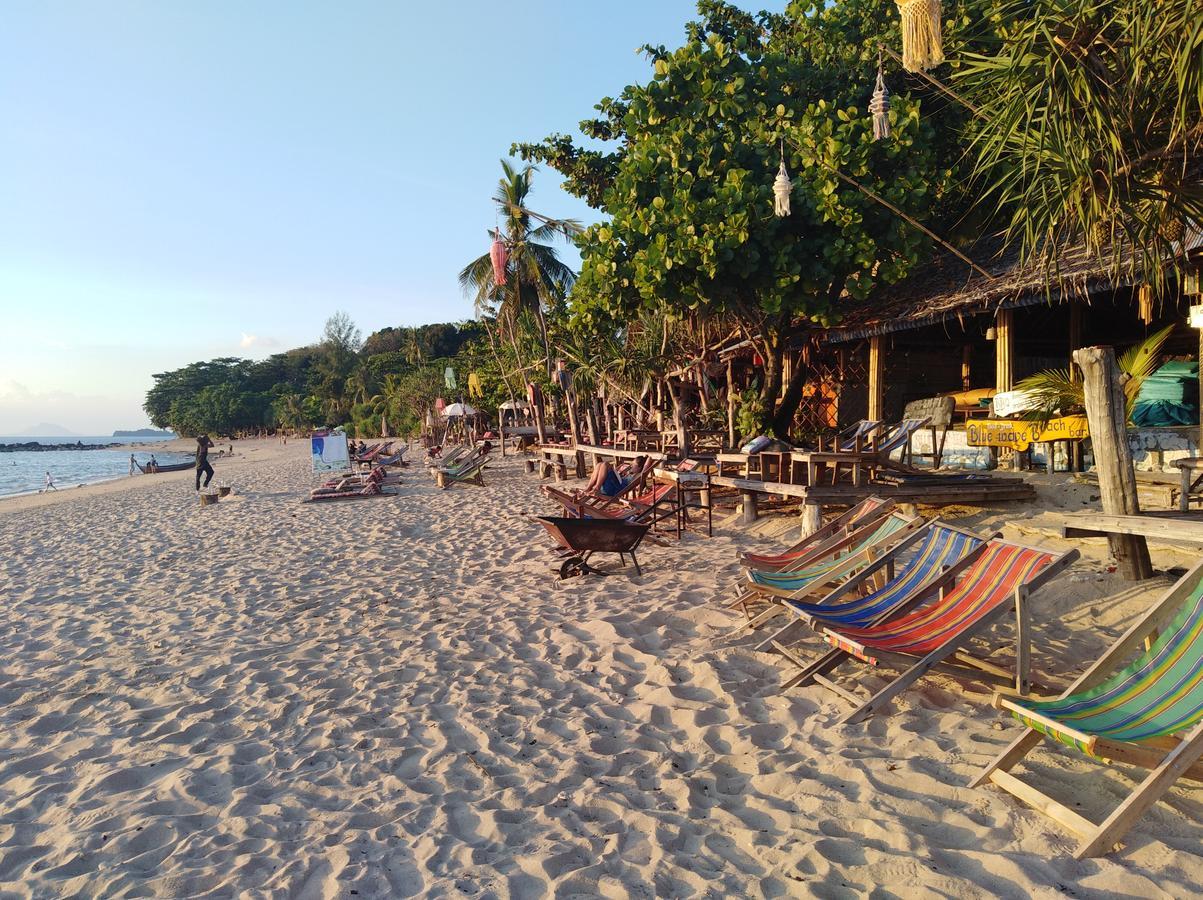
[0,439,1200,897]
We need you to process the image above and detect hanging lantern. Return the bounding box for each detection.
[896,0,944,73]
[772,150,792,218]
[1138,284,1154,325]
[490,236,508,286]
[1184,266,1202,297]
[869,65,890,141]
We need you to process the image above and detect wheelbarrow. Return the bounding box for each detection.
[533,516,651,578]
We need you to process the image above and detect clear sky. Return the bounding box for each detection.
[0,1,785,434]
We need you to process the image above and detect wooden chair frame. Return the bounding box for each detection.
[971,559,1203,858]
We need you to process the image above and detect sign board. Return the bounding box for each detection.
[903,396,956,429]
[966,416,1089,451]
[310,432,350,473]
[1189,304,1203,329]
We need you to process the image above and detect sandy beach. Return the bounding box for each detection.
[0,440,1200,897]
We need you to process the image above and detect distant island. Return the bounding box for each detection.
[113,428,175,438]
[17,423,77,437]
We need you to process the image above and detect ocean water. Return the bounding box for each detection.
[0,436,193,498]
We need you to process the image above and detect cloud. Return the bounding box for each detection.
[239,332,279,350]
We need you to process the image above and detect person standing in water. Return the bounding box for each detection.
[195,434,215,491]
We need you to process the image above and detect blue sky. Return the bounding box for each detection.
[0,1,785,434]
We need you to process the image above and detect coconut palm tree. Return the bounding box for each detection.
[459,160,581,377]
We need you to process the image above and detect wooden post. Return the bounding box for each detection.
[868,335,885,422]
[499,420,506,457]
[565,395,581,448]
[726,356,737,449]
[1073,346,1153,581]
[800,502,822,538]
[741,491,759,525]
[1069,303,1085,472]
[995,309,1015,393]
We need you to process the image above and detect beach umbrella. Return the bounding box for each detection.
[896,0,943,73]
[490,236,508,285]
[499,399,530,411]
[442,402,479,417]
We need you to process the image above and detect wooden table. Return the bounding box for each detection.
[1176,458,1203,512]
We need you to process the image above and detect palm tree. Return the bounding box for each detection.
[401,327,427,367]
[459,160,581,377]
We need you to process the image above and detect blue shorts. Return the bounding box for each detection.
[600,471,627,497]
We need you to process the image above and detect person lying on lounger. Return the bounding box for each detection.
[574,455,648,500]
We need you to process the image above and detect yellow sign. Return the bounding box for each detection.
[966,416,1089,451]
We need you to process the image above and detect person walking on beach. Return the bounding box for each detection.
[195,434,215,491]
[43,471,57,492]
[129,453,137,476]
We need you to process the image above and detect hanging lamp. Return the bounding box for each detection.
[772,142,792,217]
[869,55,890,141]
[896,0,944,73]
[489,230,508,286]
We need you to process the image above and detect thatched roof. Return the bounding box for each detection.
[821,237,1158,343]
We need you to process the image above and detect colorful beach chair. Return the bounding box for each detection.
[789,539,1077,724]
[738,496,895,573]
[754,522,994,684]
[972,560,1203,857]
[727,511,924,633]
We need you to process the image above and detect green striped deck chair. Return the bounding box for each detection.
[973,560,1203,858]
[726,510,924,635]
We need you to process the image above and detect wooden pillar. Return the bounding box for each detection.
[726,356,737,449]
[868,335,885,422]
[1073,346,1153,581]
[799,502,822,538]
[1069,303,1084,471]
[565,395,581,448]
[995,309,1015,393]
[741,491,758,525]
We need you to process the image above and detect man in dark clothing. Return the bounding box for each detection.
[195,434,215,490]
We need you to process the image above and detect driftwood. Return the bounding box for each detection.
[1072,346,1153,581]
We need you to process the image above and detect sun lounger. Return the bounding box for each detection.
[754,522,993,683]
[726,511,925,632]
[971,559,1203,857]
[739,496,895,573]
[789,539,1077,724]
[304,480,398,502]
[791,418,931,486]
[435,454,489,489]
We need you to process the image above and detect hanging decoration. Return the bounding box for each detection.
[772,143,792,217]
[489,233,508,286]
[1138,285,1154,325]
[869,58,890,141]
[467,372,483,398]
[444,366,457,391]
[896,0,944,73]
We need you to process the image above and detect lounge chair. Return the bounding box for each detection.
[727,510,925,631]
[435,454,488,489]
[557,483,686,538]
[754,522,994,685]
[791,417,931,485]
[789,539,1078,724]
[304,480,398,502]
[540,456,656,512]
[971,560,1203,857]
[739,496,896,573]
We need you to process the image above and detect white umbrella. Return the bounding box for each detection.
[442,403,479,417]
[499,400,530,410]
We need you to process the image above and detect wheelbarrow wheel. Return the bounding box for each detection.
[559,557,585,579]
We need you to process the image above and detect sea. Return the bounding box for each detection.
[0,436,194,499]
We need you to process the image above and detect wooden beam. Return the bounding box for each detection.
[1072,346,1154,580]
[995,309,1014,393]
[868,335,885,422]
[726,355,737,450]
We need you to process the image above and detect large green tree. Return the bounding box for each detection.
[521,1,943,437]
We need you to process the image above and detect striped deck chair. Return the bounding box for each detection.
[304,481,397,502]
[753,522,993,686]
[435,454,489,489]
[727,511,924,633]
[972,560,1203,858]
[790,539,1077,724]
[740,496,895,573]
[583,484,684,537]
[836,419,884,451]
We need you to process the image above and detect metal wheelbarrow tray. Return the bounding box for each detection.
[534,516,651,578]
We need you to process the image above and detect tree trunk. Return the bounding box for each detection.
[771,357,811,441]
[1073,346,1153,581]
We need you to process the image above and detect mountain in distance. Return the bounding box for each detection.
[18,423,78,437]
[113,428,175,438]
